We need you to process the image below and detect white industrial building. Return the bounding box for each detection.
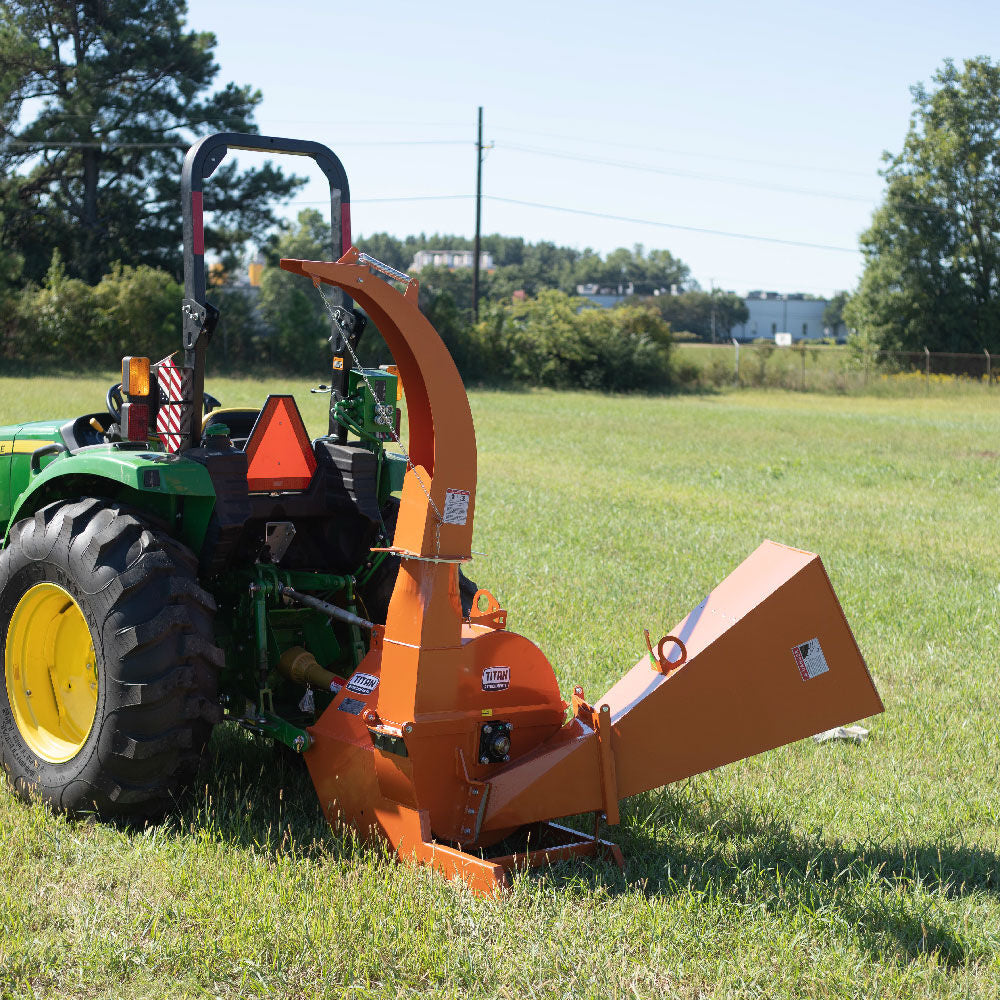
[732,292,840,342]
[409,249,495,272]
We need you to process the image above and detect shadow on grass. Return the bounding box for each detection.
[169,731,995,968]
[170,723,365,864]
[523,787,997,969]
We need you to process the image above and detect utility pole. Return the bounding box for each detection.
[472,106,484,323]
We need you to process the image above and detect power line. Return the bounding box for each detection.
[4,138,467,150]
[499,142,876,204]
[295,192,856,252]
[7,112,468,129]
[489,124,877,179]
[351,194,472,204]
[485,196,858,253]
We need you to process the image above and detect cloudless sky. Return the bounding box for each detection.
[187,0,999,297]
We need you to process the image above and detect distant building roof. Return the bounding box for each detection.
[410,249,495,272]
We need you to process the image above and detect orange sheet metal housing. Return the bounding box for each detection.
[281,249,883,894]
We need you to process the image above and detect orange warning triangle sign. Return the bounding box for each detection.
[244,394,317,492]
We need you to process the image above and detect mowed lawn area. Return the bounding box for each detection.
[0,374,998,999]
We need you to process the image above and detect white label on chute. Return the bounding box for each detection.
[443,489,470,525]
[792,638,829,680]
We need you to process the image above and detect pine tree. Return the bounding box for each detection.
[0,0,302,284]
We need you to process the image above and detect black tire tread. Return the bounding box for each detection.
[0,498,221,819]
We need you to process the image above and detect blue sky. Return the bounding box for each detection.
[187,0,999,297]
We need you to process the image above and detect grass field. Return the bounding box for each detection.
[0,374,998,999]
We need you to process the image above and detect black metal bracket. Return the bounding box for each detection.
[182,298,219,351]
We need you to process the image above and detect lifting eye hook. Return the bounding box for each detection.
[644,629,687,674]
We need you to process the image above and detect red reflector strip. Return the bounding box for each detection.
[341,203,351,255]
[121,402,149,442]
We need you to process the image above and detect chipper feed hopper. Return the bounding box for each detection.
[0,134,883,895]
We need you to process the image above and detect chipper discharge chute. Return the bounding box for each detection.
[0,133,881,897]
[281,250,884,895]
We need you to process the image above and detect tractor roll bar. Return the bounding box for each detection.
[181,133,351,306]
[179,133,352,450]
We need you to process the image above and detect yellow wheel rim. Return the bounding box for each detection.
[4,583,98,763]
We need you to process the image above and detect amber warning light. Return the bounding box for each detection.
[121,356,150,397]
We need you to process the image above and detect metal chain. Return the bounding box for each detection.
[314,281,444,550]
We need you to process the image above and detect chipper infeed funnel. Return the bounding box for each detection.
[283,249,883,895]
[480,540,883,835]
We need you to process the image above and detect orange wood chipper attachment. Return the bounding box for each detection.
[281,248,883,896]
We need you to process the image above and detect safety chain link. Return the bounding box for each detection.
[315,281,444,552]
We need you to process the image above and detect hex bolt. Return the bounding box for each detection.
[503,754,510,762]
[479,756,489,765]
[574,686,584,697]
[403,723,413,734]
[601,704,610,714]
[483,724,492,734]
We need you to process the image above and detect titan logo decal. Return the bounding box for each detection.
[346,672,379,696]
[482,666,510,692]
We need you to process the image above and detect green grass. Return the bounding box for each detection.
[0,374,998,998]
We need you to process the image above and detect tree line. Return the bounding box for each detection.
[3,2,998,377]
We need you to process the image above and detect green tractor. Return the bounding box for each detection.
[0,133,468,818]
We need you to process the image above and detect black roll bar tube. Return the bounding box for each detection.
[179,133,353,449]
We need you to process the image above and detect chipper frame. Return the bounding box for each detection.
[282,250,884,895]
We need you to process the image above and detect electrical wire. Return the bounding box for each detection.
[498,142,876,203]
[485,196,858,253]
[489,125,878,179]
[3,138,468,150]
[287,192,857,252]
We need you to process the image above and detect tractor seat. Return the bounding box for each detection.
[202,408,261,451]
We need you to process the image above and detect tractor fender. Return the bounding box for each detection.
[3,445,217,554]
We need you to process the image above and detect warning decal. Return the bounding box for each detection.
[792,638,830,681]
[442,489,471,525]
[346,672,380,696]
[482,666,510,692]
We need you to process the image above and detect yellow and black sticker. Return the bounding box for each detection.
[332,357,344,371]
[0,439,55,456]
[481,708,493,717]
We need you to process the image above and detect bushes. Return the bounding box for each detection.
[4,254,181,368]
[467,289,674,391]
[2,254,676,395]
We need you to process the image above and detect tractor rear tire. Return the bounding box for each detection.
[0,499,222,820]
